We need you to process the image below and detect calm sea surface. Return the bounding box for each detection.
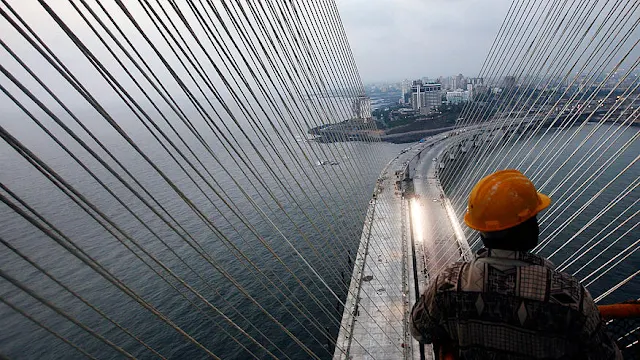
[0,120,636,359]
[0,112,405,359]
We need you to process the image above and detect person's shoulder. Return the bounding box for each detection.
[546,267,586,309]
[521,252,556,269]
[547,268,582,288]
[434,261,468,292]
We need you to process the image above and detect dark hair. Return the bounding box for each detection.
[480,216,539,251]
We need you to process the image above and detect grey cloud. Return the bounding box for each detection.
[336,0,513,82]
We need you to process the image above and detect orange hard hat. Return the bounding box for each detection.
[464,169,551,232]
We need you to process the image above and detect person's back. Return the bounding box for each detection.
[411,247,620,359]
[410,170,621,359]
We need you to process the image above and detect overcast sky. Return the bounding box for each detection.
[336,0,512,83]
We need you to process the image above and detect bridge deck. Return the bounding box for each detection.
[334,135,470,359]
[333,152,411,359]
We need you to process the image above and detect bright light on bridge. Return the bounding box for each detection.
[410,198,426,244]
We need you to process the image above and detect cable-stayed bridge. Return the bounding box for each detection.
[0,1,637,359]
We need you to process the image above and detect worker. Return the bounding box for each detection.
[411,169,621,359]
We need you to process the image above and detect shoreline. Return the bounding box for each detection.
[308,117,638,144]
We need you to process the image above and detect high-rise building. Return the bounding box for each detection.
[467,79,483,100]
[504,76,516,89]
[439,76,454,91]
[469,77,484,86]
[446,89,470,104]
[453,73,466,90]
[352,95,372,122]
[401,79,410,104]
[411,81,442,114]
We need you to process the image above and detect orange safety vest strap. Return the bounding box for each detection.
[598,302,640,320]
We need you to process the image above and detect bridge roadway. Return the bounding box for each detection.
[333,132,472,360]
